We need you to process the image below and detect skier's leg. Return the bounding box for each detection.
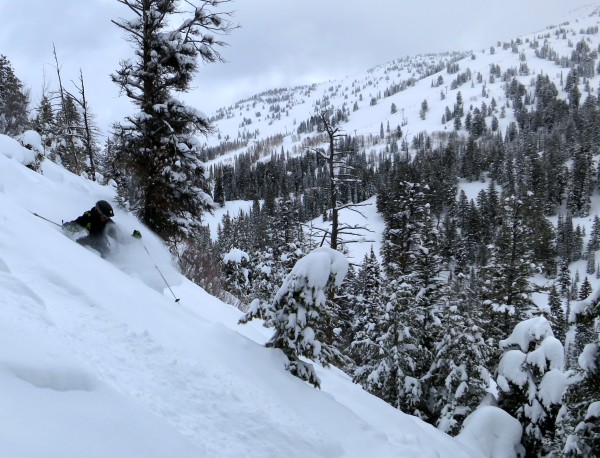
[77,235,110,258]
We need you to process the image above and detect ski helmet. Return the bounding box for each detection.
[95,200,114,218]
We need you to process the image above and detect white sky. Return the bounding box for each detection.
[0,0,593,133]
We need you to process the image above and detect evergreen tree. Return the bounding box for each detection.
[496,317,567,456]
[351,247,385,370]
[31,94,55,153]
[586,248,596,276]
[479,195,540,348]
[567,145,594,217]
[110,0,234,243]
[213,168,226,207]
[360,193,448,421]
[427,271,492,435]
[222,247,251,307]
[240,248,350,387]
[561,298,600,456]
[453,114,462,131]
[0,54,29,136]
[378,180,427,277]
[353,276,421,412]
[547,283,567,345]
[571,271,581,301]
[419,99,429,120]
[578,277,592,300]
[589,215,600,251]
[54,92,87,174]
[558,260,572,298]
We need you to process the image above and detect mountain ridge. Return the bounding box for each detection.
[200,4,600,168]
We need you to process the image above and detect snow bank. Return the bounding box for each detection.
[497,350,527,390]
[287,246,349,289]
[457,406,523,458]
[499,316,553,352]
[0,133,38,165]
[17,130,44,154]
[526,336,564,371]
[578,343,598,373]
[586,401,600,420]
[0,320,200,458]
[223,247,250,264]
[538,369,570,408]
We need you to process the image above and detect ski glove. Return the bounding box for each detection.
[132,230,142,239]
[62,221,81,233]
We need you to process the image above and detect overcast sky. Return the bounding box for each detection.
[0,0,593,134]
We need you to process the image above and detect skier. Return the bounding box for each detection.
[62,200,118,258]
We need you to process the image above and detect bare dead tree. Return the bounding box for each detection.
[69,69,98,180]
[52,44,82,174]
[306,112,374,253]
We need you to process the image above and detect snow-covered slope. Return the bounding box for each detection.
[8,3,591,454]
[202,5,600,169]
[0,135,504,456]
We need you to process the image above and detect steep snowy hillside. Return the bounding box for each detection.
[0,135,525,456]
[201,5,600,168]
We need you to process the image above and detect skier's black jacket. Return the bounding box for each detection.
[71,207,115,236]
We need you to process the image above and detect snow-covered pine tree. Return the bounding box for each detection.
[571,271,581,301]
[557,214,582,263]
[222,247,251,308]
[53,92,86,174]
[399,203,449,421]
[427,269,492,435]
[332,264,358,370]
[496,317,568,456]
[578,277,593,300]
[546,283,567,345]
[566,144,593,217]
[247,246,277,304]
[110,0,234,243]
[378,180,427,277]
[49,47,88,176]
[351,247,385,370]
[240,247,350,388]
[558,260,572,298]
[369,179,451,420]
[31,94,55,154]
[242,200,279,304]
[352,276,419,410]
[0,54,29,137]
[589,215,600,251]
[561,296,600,455]
[586,247,596,275]
[410,204,446,350]
[479,194,540,350]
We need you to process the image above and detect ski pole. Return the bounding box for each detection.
[30,211,62,227]
[142,245,180,304]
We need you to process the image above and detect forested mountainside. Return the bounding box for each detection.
[1,2,600,456]
[188,6,600,455]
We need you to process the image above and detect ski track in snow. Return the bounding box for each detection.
[38,287,328,457]
[0,218,326,456]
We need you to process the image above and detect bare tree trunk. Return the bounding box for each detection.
[53,44,81,174]
[325,119,339,250]
[307,112,374,254]
[73,70,97,180]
